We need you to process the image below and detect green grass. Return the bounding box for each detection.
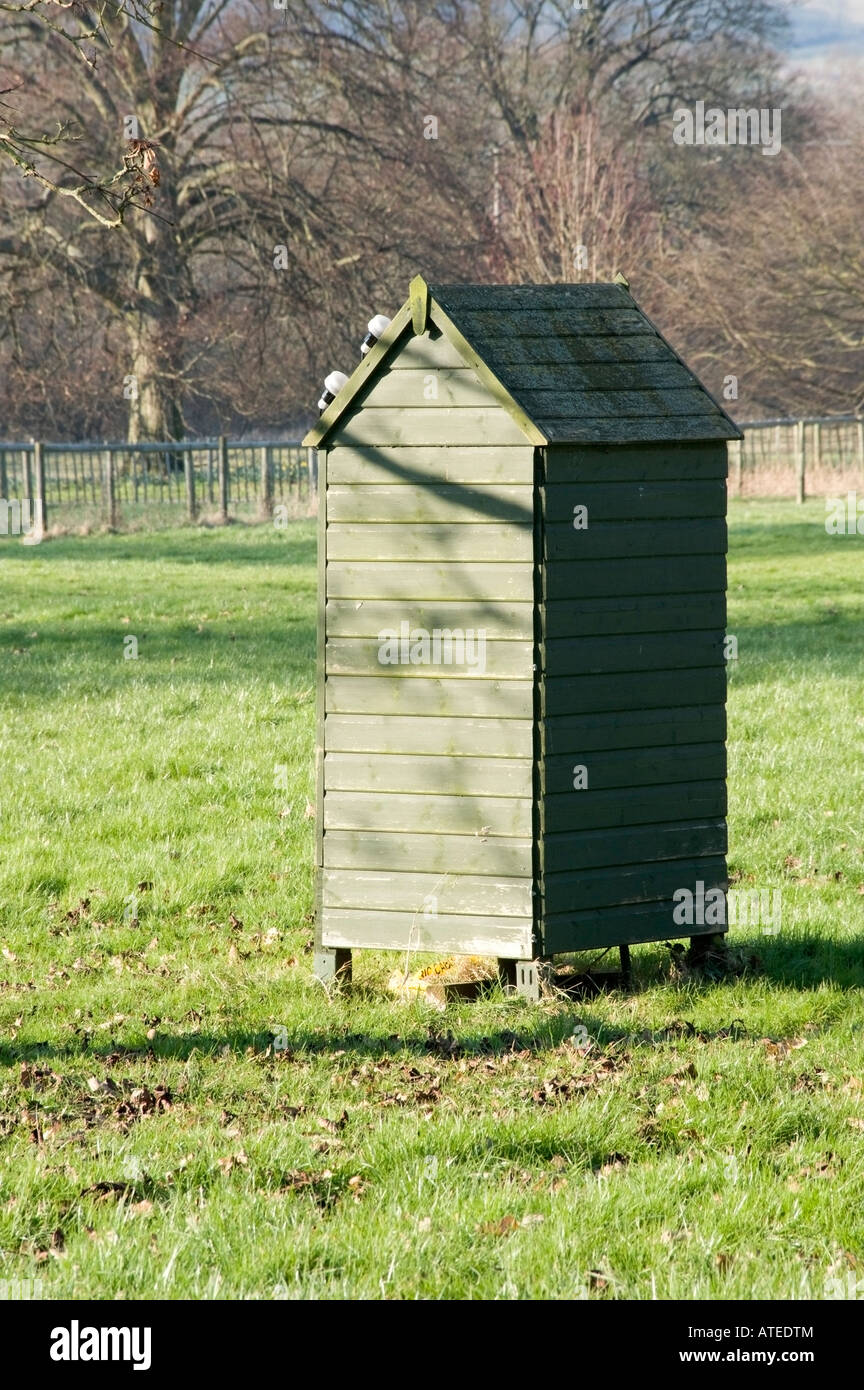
[0,502,862,1301]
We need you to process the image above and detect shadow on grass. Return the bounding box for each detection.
[5,935,861,1069]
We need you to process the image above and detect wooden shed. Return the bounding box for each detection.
[302,277,742,997]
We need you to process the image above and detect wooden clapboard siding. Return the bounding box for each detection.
[328,562,535,601]
[542,744,726,795]
[544,519,726,561]
[326,676,533,717]
[542,706,725,755]
[542,631,725,676]
[542,899,722,954]
[541,781,726,833]
[544,442,728,482]
[543,820,726,873]
[337,407,528,447]
[327,600,533,640]
[325,714,534,757]
[323,868,532,917]
[324,790,532,836]
[327,483,533,523]
[328,522,532,562]
[542,668,726,717]
[326,636,532,680]
[356,368,504,409]
[325,829,533,876]
[327,444,534,485]
[542,481,726,522]
[544,555,726,599]
[321,908,533,958]
[543,595,725,639]
[324,751,532,797]
[543,856,726,914]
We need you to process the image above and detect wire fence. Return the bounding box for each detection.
[732,416,864,500]
[0,437,311,532]
[2,418,863,536]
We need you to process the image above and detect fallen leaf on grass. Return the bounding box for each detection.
[130,1200,154,1215]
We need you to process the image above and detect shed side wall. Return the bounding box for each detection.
[540,441,729,953]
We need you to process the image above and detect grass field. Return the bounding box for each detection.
[0,501,862,1301]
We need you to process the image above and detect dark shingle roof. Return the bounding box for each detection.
[428,281,741,443]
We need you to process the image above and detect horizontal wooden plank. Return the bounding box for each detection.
[327,483,533,524]
[321,907,532,957]
[327,562,534,601]
[542,668,726,716]
[432,284,631,311]
[325,714,533,757]
[323,868,532,917]
[333,407,529,447]
[327,523,533,562]
[499,361,696,392]
[324,751,532,797]
[324,790,531,836]
[458,307,649,338]
[541,898,726,954]
[542,743,726,795]
[542,706,726,756]
[359,369,494,409]
[326,676,533,717]
[542,416,737,443]
[544,519,727,561]
[326,445,534,485]
[542,481,726,522]
[326,636,532,680]
[543,595,725,639]
[327,599,533,640]
[543,856,727,914]
[388,332,468,370]
[521,387,720,420]
[541,780,726,832]
[544,556,725,599]
[543,631,726,677]
[544,442,728,482]
[324,829,533,875]
[543,819,727,873]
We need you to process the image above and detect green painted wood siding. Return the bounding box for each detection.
[537,440,728,953]
[318,329,536,960]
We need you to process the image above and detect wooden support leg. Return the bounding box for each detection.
[619,943,632,989]
[314,947,352,985]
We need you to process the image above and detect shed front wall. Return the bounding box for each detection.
[539,441,729,953]
[317,328,537,959]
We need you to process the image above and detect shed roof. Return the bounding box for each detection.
[303,277,742,448]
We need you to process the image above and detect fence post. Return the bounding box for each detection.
[33,440,47,534]
[857,417,864,473]
[102,449,118,528]
[0,449,7,501]
[23,446,33,508]
[307,446,317,495]
[795,419,806,504]
[813,421,822,475]
[185,449,197,521]
[218,434,229,523]
[259,444,273,518]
